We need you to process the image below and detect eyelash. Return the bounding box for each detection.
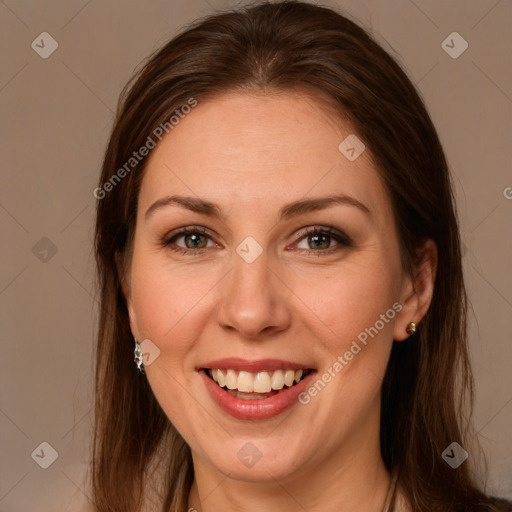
[161,225,352,256]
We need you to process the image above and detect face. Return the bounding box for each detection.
[122,89,418,483]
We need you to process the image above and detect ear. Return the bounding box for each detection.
[393,239,438,341]
[115,251,140,340]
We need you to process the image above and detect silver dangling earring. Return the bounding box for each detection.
[406,321,417,336]
[134,338,145,374]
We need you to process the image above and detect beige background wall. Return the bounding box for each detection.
[1,0,511,510]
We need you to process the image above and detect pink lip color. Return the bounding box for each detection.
[199,368,316,421]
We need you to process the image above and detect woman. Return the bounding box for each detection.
[91,1,511,510]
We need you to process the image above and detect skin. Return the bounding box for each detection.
[120,89,437,512]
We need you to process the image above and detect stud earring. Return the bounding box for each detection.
[134,338,145,374]
[406,322,416,336]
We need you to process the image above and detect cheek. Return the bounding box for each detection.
[128,251,218,365]
[128,253,215,433]
[291,256,400,355]
[290,260,400,433]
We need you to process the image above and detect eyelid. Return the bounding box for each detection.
[289,225,352,252]
[292,225,351,244]
[164,224,210,236]
[162,224,352,255]
[162,225,217,248]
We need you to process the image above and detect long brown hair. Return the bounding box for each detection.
[92,1,509,510]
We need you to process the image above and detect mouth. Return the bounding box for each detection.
[196,357,317,421]
[204,368,313,400]
[198,358,317,420]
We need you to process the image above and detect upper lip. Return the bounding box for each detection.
[199,357,314,372]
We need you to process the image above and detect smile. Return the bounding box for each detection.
[208,368,310,398]
[199,358,316,420]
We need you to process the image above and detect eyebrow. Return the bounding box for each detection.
[144,193,371,222]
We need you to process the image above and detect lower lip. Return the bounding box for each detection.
[200,370,316,420]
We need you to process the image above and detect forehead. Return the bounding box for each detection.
[138,90,392,222]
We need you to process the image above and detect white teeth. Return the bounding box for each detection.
[237,371,254,392]
[225,369,237,390]
[208,368,308,393]
[253,371,272,393]
[284,370,295,387]
[271,369,285,390]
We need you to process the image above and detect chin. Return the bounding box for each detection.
[195,436,310,482]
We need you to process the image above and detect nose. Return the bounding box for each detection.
[216,249,292,340]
